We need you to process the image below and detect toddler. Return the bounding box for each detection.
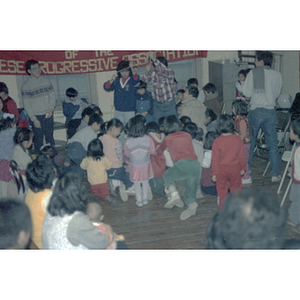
[232,100,251,184]
[80,139,118,206]
[86,202,125,250]
[211,114,246,209]
[123,115,156,207]
[135,81,153,123]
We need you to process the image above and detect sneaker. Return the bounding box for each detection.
[271,175,282,182]
[180,202,198,220]
[126,185,136,195]
[242,177,252,185]
[105,196,119,206]
[164,191,184,209]
[136,199,143,207]
[119,182,128,201]
[142,198,148,205]
[148,188,153,200]
[108,179,117,197]
[196,187,204,198]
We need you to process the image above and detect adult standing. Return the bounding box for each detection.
[243,51,282,181]
[140,51,177,123]
[21,60,56,154]
[0,82,20,121]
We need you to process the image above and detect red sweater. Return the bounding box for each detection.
[2,96,20,120]
[158,131,197,162]
[148,132,166,178]
[211,134,246,176]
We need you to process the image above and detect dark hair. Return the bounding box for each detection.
[0,114,18,131]
[40,144,58,158]
[25,60,39,75]
[66,87,78,98]
[291,117,300,139]
[47,172,87,217]
[81,107,94,118]
[137,81,147,90]
[145,121,160,134]
[116,60,132,77]
[206,188,286,249]
[232,100,248,116]
[203,131,218,150]
[238,69,247,77]
[176,89,185,95]
[205,108,217,121]
[202,83,216,94]
[99,118,123,136]
[216,114,234,134]
[164,115,183,135]
[186,86,199,99]
[158,117,165,127]
[156,56,168,67]
[0,82,9,94]
[88,113,103,126]
[180,115,192,125]
[256,51,273,67]
[176,102,182,109]
[0,198,31,249]
[183,122,198,139]
[26,154,56,193]
[92,105,103,116]
[87,139,104,161]
[187,78,198,86]
[127,115,145,138]
[13,127,34,149]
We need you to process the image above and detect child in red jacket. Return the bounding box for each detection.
[212,114,246,210]
[145,121,166,198]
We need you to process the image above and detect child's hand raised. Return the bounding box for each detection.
[110,74,117,83]
[148,51,156,61]
[240,170,245,176]
[212,175,217,182]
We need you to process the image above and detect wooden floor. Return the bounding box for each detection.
[81,153,300,249]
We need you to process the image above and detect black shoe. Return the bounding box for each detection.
[106,196,119,206]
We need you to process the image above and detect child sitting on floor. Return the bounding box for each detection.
[86,202,125,250]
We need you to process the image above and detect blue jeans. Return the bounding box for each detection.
[153,99,177,124]
[67,142,86,178]
[248,108,280,177]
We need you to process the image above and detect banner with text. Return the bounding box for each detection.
[0,50,207,75]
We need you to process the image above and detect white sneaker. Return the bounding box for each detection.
[119,182,128,201]
[180,202,198,220]
[136,199,143,207]
[164,191,184,209]
[148,187,153,200]
[242,177,252,185]
[196,187,204,198]
[126,185,135,195]
[271,175,281,182]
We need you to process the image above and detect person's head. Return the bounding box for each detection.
[25,60,41,78]
[0,82,9,99]
[238,69,247,82]
[158,117,165,132]
[202,83,217,97]
[176,89,185,102]
[40,144,58,158]
[47,172,87,217]
[203,131,218,150]
[187,78,198,87]
[255,51,273,67]
[82,107,94,124]
[116,60,132,78]
[92,105,103,116]
[14,127,34,150]
[86,202,104,223]
[232,100,248,116]
[183,122,198,139]
[164,115,183,135]
[127,115,146,138]
[26,154,57,193]
[88,113,103,132]
[0,198,32,249]
[136,81,147,95]
[176,101,182,116]
[216,114,234,134]
[184,86,199,100]
[205,108,217,124]
[145,121,160,134]
[87,138,104,161]
[100,118,123,138]
[290,117,300,143]
[65,87,78,101]
[153,57,168,76]
[0,113,18,132]
[206,188,286,249]
[180,115,191,125]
